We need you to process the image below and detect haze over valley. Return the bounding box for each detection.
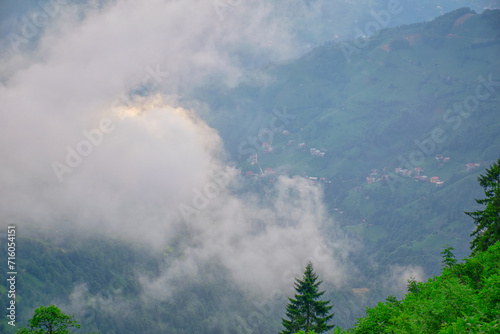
[1,1,499,333]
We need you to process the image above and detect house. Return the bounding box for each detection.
[399,169,412,177]
[298,143,306,149]
[436,155,450,167]
[366,176,375,184]
[262,142,273,152]
[430,176,440,183]
[265,168,275,174]
[282,130,290,135]
[246,171,254,176]
[309,148,325,157]
[466,163,480,171]
[414,167,422,175]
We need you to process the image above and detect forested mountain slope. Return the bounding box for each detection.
[3,8,500,334]
[341,241,500,333]
[195,7,500,276]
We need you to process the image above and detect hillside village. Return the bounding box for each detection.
[238,122,485,194]
[365,155,482,188]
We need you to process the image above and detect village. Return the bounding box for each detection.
[364,155,482,187]
[238,127,331,184]
[238,126,484,193]
[242,154,333,186]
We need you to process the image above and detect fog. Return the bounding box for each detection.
[3,1,495,326]
[0,0,364,299]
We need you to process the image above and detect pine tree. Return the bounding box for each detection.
[281,262,334,334]
[466,157,500,254]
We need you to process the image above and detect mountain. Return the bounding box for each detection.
[341,241,500,333]
[3,7,499,334]
[194,6,500,275]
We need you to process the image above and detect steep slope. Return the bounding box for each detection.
[195,7,500,275]
[4,8,500,334]
[341,242,500,333]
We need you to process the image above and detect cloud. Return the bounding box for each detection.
[0,0,292,238]
[1,0,304,90]
[384,264,425,295]
[0,0,358,298]
[142,175,356,298]
[63,283,134,329]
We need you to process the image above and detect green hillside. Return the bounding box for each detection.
[3,8,500,334]
[340,242,500,333]
[1,234,278,334]
[195,7,500,276]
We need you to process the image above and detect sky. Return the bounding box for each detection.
[0,0,497,304]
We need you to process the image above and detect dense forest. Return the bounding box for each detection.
[11,242,500,333]
[343,242,500,333]
[8,157,500,333]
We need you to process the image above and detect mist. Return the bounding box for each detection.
[3,0,496,331]
[0,0,363,300]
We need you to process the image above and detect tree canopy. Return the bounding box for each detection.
[337,241,500,333]
[466,157,500,253]
[281,262,335,334]
[16,305,80,334]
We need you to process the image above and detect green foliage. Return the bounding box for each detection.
[17,305,80,334]
[466,157,500,254]
[4,8,500,334]
[6,236,278,334]
[346,242,500,333]
[441,246,457,268]
[281,262,334,334]
[201,6,500,296]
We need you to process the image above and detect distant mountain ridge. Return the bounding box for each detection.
[195,7,500,278]
[4,7,500,334]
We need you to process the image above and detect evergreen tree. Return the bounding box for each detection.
[281,262,334,334]
[441,245,457,268]
[466,157,500,254]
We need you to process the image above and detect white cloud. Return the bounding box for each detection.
[384,264,425,295]
[143,175,356,298]
[0,0,357,296]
